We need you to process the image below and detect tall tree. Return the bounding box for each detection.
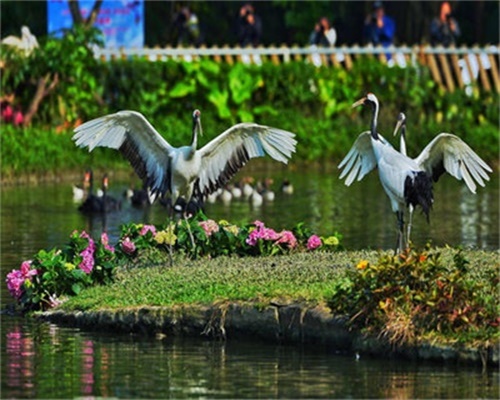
[68,0,103,27]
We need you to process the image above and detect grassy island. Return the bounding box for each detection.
[37,247,499,367]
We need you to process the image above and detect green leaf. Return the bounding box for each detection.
[169,80,196,98]
[72,283,82,295]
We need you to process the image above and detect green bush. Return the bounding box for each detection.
[328,247,499,345]
[1,27,498,175]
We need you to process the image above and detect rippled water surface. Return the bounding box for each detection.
[2,315,498,399]
[1,166,498,398]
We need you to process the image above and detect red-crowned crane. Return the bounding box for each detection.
[392,111,492,244]
[73,110,297,210]
[339,93,491,252]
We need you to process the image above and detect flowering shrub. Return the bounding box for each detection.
[6,216,342,311]
[328,247,499,344]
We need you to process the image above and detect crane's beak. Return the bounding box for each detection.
[352,97,367,108]
[393,118,403,137]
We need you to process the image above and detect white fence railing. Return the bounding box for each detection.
[93,44,500,93]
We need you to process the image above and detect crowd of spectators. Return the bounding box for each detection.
[171,1,461,49]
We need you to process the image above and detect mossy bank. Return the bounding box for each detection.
[36,249,500,367]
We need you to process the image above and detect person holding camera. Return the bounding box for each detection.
[173,6,201,47]
[363,1,395,47]
[237,3,262,47]
[309,17,337,47]
[430,1,460,47]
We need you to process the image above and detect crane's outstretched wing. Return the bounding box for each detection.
[73,111,173,197]
[414,133,492,194]
[194,123,297,197]
[338,131,378,186]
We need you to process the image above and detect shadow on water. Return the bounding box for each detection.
[2,315,499,399]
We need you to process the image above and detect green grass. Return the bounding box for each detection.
[60,250,377,311]
[60,248,499,313]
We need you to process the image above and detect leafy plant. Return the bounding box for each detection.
[328,246,499,344]
[6,215,342,311]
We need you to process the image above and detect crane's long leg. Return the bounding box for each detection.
[407,205,414,248]
[395,211,405,254]
[183,211,196,253]
[167,198,174,267]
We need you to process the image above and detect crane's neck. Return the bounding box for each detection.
[190,118,202,154]
[370,100,379,140]
[400,124,407,156]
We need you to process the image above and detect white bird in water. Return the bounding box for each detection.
[393,111,492,243]
[339,93,491,252]
[281,179,294,195]
[73,110,297,210]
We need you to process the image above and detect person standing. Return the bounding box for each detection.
[363,1,395,47]
[430,1,460,47]
[237,3,262,47]
[173,6,201,46]
[309,17,337,47]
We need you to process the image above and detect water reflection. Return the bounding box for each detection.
[1,316,498,399]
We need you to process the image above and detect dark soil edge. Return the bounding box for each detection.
[36,301,499,367]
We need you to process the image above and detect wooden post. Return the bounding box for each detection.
[212,45,222,63]
[449,46,464,89]
[462,46,475,88]
[342,46,353,70]
[269,44,280,65]
[330,51,340,68]
[223,45,234,65]
[475,46,492,92]
[281,44,290,63]
[427,50,444,90]
[487,50,500,93]
[292,44,302,62]
[438,49,455,92]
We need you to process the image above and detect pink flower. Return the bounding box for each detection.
[6,260,36,300]
[121,237,136,255]
[139,225,157,236]
[79,232,95,274]
[20,260,37,278]
[6,270,24,300]
[100,232,115,252]
[275,230,297,249]
[13,110,24,126]
[1,104,13,122]
[246,221,279,246]
[199,220,219,237]
[307,235,322,250]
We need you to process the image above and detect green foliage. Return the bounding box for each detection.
[6,216,341,311]
[2,26,104,124]
[328,247,500,344]
[1,40,498,174]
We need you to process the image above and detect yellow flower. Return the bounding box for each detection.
[155,226,177,246]
[223,224,240,236]
[218,219,229,226]
[65,263,76,271]
[356,260,369,270]
[323,236,339,246]
[379,298,391,310]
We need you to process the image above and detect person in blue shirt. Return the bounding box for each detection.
[363,1,395,47]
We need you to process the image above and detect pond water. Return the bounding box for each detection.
[2,315,499,399]
[1,164,499,398]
